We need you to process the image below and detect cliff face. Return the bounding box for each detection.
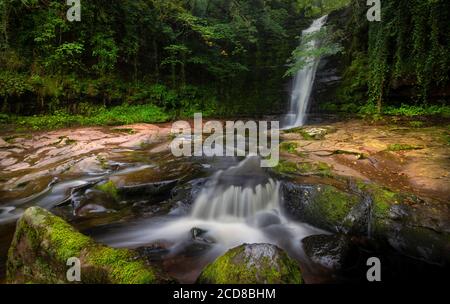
[310,2,450,114]
[309,7,353,114]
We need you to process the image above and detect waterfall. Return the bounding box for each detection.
[190,156,281,222]
[285,15,328,129]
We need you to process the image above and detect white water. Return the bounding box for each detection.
[285,15,328,128]
[96,157,324,282]
[191,157,280,221]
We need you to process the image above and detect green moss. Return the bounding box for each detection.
[111,128,136,135]
[387,143,424,151]
[311,185,359,229]
[273,160,299,175]
[7,207,166,284]
[299,162,333,177]
[409,121,424,128]
[87,247,156,284]
[280,142,308,158]
[280,142,298,154]
[356,181,397,218]
[273,160,333,177]
[284,127,315,140]
[198,245,302,284]
[46,218,93,261]
[95,180,119,200]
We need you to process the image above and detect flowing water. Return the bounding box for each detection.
[284,15,328,128]
[0,16,333,280]
[93,156,325,283]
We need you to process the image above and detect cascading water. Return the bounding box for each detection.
[95,156,324,283]
[191,157,281,221]
[91,19,330,281]
[285,15,328,128]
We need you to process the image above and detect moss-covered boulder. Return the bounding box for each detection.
[197,243,303,284]
[7,207,172,284]
[357,182,450,266]
[282,182,360,232]
[283,179,450,266]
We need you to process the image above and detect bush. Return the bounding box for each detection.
[12,104,170,130]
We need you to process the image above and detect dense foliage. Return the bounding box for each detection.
[0,0,325,119]
[0,0,448,128]
[337,0,450,114]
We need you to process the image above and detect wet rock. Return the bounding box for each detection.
[283,179,450,266]
[118,180,178,199]
[302,234,356,270]
[68,155,108,175]
[136,242,171,262]
[76,204,110,216]
[191,227,215,244]
[354,181,450,265]
[7,207,172,284]
[197,243,303,284]
[281,182,360,233]
[170,178,207,205]
[302,127,329,140]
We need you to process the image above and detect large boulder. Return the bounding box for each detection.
[282,180,450,266]
[281,182,360,233]
[197,243,303,284]
[302,234,356,271]
[7,207,172,284]
[360,182,450,266]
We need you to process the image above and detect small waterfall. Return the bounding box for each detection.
[190,156,281,222]
[285,15,328,128]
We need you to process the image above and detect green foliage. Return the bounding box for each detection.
[0,0,306,118]
[285,27,344,77]
[330,101,450,119]
[96,181,119,201]
[295,0,351,16]
[384,104,450,118]
[341,0,450,113]
[13,104,170,130]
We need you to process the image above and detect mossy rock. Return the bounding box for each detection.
[273,160,333,177]
[95,180,120,201]
[197,244,303,284]
[7,207,173,284]
[282,182,360,233]
[356,181,450,265]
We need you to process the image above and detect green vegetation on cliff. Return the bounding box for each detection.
[335,0,450,115]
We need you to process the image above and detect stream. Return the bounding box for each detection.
[0,16,447,284]
[0,148,329,283]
